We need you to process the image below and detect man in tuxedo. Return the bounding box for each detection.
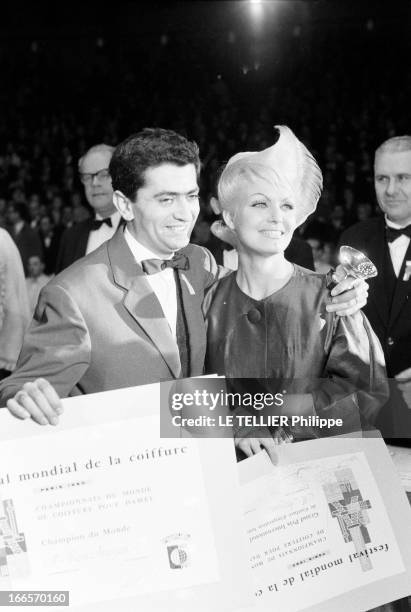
[1,128,367,425]
[55,144,121,272]
[339,135,411,442]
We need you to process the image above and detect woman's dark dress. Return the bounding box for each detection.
[203,266,388,436]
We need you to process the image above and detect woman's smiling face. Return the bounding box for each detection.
[224,173,298,256]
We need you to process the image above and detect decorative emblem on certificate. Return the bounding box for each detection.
[239,438,411,612]
[323,468,373,571]
[0,384,252,611]
[163,533,191,569]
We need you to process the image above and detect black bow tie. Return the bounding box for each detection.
[386,224,411,243]
[91,217,113,230]
[141,253,190,275]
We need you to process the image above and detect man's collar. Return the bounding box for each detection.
[123,227,174,264]
[385,214,411,230]
[95,210,121,223]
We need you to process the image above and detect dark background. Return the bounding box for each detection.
[1,0,410,264]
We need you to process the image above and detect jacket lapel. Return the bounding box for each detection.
[389,239,411,329]
[178,269,205,375]
[108,228,181,378]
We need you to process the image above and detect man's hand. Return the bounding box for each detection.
[235,427,277,463]
[6,378,63,425]
[395,368,411,408]
[326,266,369,316]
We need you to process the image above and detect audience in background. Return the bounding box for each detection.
[5,202,43,274]
[0,21,407,273]
[25,255,51,314]
[0,228,30,379]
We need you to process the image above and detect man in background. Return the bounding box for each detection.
[340,135,411,443]
[55,144,121,272]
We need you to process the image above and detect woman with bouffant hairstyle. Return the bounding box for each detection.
[203,126,388,460]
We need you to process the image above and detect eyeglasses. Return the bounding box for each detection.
[79,168,111,184]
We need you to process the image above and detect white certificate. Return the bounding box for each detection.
[238,435,411,612]
[0,384,252,611]
[387,445,411,492]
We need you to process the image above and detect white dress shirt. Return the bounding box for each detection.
[385,216,411,278]
[86,211,121,255]
[124,228,178,340]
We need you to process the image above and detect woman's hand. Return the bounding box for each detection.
[234,427,277,463]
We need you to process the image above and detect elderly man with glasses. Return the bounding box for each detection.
[55,144,122,272]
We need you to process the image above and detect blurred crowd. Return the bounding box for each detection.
[0,12,410,276]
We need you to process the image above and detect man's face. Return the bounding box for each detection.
[28,256,43,278]
[79,150,114,216]
[374,150,411,225]
[127,163,200,257]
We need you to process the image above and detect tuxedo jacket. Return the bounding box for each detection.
[339,217,411,442]
[339,217,411,377]
[0,228,218,404]
[55,219,94,273]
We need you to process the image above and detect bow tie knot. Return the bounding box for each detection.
[386,224,411,243]
[91,217,113,230]
[141,253,190,275]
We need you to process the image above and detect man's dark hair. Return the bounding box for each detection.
[109,128,201,200]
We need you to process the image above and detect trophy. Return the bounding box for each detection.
[326,245,377,289]
[338,245,378,280]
